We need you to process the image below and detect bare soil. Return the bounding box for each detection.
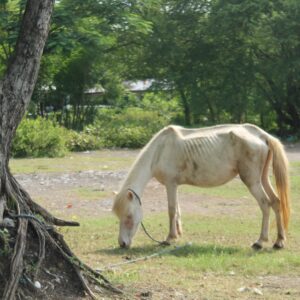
[12,143,300,299]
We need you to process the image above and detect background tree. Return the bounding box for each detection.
[253,0,300,134]
[129,0,300,133]
[32,0,153,129]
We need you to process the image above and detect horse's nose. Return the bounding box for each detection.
[120,241,127,248]
[120,240,130,248]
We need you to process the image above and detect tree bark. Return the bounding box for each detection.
[178,88,192,126]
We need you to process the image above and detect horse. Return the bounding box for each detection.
[112,123,290,250]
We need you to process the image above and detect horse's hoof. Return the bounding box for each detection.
[273,243,284,250]
[160,240,171,246]
[251,242,262,250]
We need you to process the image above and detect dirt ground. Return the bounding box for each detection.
[13,143,300,299]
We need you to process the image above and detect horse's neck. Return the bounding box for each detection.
[122,149,154,197]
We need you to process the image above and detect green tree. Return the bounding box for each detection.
[132,0,300,133]
[33,0,153,129]
[253,0,300,134]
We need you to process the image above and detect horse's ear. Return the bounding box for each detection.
[127,190,134,201]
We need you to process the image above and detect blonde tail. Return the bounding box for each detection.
[267,137,290,230]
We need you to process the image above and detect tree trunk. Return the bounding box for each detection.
[178,88,192,126]
[0,1,118,299]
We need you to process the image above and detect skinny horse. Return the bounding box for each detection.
[113,124,290,249]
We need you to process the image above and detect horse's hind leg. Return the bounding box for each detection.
[262,177,286,249]
[238,144,271,249]
[240,166,271,249]
[248,183,271,249]
[261,150,286,249]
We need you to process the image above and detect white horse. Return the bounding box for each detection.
[113,124,290,249]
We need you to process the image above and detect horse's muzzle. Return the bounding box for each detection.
[119,241,130,249]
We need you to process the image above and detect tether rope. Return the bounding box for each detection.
[128,188,170,246]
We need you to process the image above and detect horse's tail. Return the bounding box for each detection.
[267,136,290,230]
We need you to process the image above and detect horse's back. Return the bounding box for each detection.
[177,124,269,152]
[155,124,270,187]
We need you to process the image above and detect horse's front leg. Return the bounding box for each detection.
[166,183,181,242]
[176,201,182,236]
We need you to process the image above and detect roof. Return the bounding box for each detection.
[84,80,154,95]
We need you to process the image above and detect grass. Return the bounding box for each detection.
[61,213,300,296]
[9,150,136,174]
[8,150,300,299]
[180,178,249,199]
[63,213,300,273]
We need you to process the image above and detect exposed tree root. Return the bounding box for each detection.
[0,171,121,300]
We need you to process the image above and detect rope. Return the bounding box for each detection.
[140,222,170,246]
[128,188,170,246]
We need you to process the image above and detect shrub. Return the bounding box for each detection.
[12,103,176,157]
[12,117,67,158]
[66,129,103,152]
[99,126,151,148]
[90,107,171,148]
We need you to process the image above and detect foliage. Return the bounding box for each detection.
[11,103,175,157]
[0,0,24,75]
[64,103,177,151]
[89,107,172,148]
[66,129,103,152]
[12,117,67,158]
[128,0,300,133]
[2,0,300,136]
[30,0,154,130]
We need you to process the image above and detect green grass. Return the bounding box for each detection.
[62,212,300,292]
[9,150,135,174]
[180,179,249,199]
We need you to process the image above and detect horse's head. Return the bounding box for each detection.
[113,189,143,248]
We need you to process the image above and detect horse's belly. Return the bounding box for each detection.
[178,161,238,187]
[186,171,237,187]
